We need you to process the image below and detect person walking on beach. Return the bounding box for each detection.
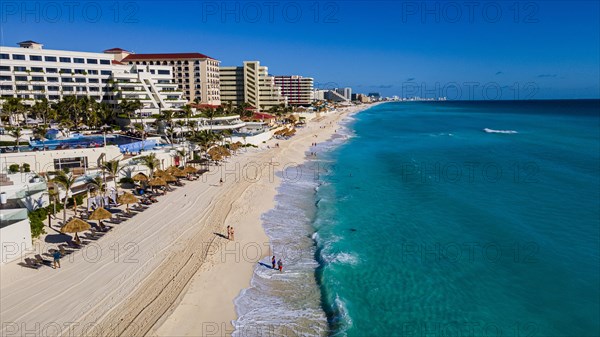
[230,227,235,241]
[272,256,276,269]
[52,250,61,269]
[226,226,231,240]
[219,178,223,186]
[277,258,283,272]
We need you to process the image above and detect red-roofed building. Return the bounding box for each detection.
[108,49,221,106]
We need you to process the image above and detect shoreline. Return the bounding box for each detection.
[152,103,383,337]
[0,103,383,337]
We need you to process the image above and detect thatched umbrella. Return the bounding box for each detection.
[132,172,148,182]
[117,192,138,213]
[88,207,112,229]
[154,169,166,177]
[162,174,177,183]
[183,166,198,174]
[166,166,180,174]
[172,169,187,178]
[148,177,167,187]
[61,218,91,244]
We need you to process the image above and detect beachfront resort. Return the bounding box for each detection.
[0,40,386,265]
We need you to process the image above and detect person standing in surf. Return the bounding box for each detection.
[272,256,276,269]
[277,259,283,272]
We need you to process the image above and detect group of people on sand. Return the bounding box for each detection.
[226,225,235,240]
[271,255,283,272]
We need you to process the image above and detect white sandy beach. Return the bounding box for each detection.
[0,104,377,337]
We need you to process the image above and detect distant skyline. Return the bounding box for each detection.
[1,0,598,99]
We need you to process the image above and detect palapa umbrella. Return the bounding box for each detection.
[154,169,166,177]
[183,166,198,174]
[61,218,91,244]
[117,192,138,213]
[88,207,112,229]
[148,177,167,187]
[132,172,148,182]
[172,169,187,178]
[162,174,177,183]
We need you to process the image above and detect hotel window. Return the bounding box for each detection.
[16,85,29,90]
[53,157,88,170]
[59,57,71,63]
[45,56,57,62]
[0,76,11,81]
[0,66,9,71]
[48,86,59,91]
[62,77,73,82]
[76,86,86,92]
[49,95,60,100]
[31,67,43,73]
[32,85,44,91]
[46,68,58,73]
[13,54,25,60]
[73,58,85,64]
[47,77,59,82]
[60,68,72,73]
[0,53,9,59]
[29,55,43,61]
[87,58,98,64]
[101,79,109,83]
[0,85,13,90]
[89,87,99,92]
[100,70,111,75]
[89,78,99,83]
[63,86,73,91]
[31,76,44,82]
[75,78,86,83]
[14,66,27,72]
[88,70,98,75]
[158,70,170,75]
[74,69,85,74]
[15,76,28,81]
[99,59,110,65]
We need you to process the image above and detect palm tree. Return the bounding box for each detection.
[51,171,77,224]
[182,105,193,125]
[31,98,51,125]
[204,107,217,130]
[189,130,214,157]
[86,176,106,199]
[33,125,48,151]
[1,97,25,126]
[9,127,23,152]
[140,153,160,177]
[119,99,135,121]
[101,160,121,193]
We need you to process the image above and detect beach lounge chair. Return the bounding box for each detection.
[67,241,81,249]
[34,254,51,266]
[22,258,42,269]
[59,246,72,256]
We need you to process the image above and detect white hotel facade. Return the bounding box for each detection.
[0,41,185,116]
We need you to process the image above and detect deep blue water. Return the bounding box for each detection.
[314,100,600,336]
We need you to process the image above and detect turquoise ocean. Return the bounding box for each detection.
[234,100,600,337]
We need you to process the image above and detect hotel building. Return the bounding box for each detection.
[112,50,221,106]
[273,75,314,106]
[0,41,185,116]
[220,61,287,111]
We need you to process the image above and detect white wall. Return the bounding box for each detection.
[0,216,32,265]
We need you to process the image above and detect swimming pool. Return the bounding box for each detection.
[29,134,140,150]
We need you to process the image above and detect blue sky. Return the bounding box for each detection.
[1,0,598,99]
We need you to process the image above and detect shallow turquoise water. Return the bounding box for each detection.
[314,100,600,336]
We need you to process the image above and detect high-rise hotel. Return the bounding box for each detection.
[273,75,314,106]
[111,49,221,106]
[220,61,287,111]
[0,41,185,115]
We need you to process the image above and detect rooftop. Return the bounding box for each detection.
[123,52,214,61]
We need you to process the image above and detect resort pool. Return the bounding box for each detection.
[29,135,141,150]
[0,134,165,154]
